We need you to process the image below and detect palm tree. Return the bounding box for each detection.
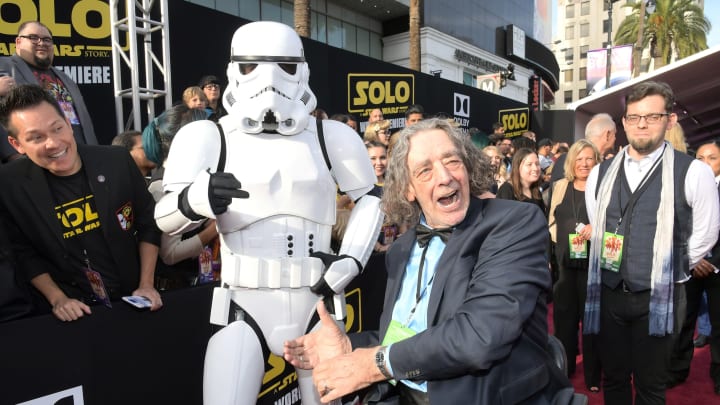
[615,0,710,71]
[409,0,421,71]
[294,0,310,38]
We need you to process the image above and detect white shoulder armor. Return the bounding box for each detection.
[162,120,223,193]
[318,119,376,200]
[155,120,222,234]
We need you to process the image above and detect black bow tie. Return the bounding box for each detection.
[415,224,453,248]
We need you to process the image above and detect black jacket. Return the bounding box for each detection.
[0,145,160,298]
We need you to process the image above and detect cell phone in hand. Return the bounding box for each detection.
[122,295,152,309]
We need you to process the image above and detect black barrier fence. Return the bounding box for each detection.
[0,253,388,405]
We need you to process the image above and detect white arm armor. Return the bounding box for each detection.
[155,190,202,235]
[322,194,383,293]
[154,120,222,235]
[154,170,217,235]
[311,119,383,294]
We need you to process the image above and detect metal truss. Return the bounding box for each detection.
[109,0,172,133]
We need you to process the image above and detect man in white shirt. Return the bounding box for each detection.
[584,81,719,405]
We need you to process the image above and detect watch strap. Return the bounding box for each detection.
[375,346,393,379]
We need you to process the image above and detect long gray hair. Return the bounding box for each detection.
[382,118,493,225]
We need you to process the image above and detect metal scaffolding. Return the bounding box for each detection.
[109,0,172,133]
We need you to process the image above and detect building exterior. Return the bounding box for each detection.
[184,0,559,108]
[552,0,706,110]
[551,0,632,109]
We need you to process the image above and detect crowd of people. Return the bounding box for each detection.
[1,19,719,405]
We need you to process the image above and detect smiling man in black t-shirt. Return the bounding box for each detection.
[0,84,161,322]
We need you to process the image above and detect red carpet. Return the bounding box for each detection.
[548,305,719,404]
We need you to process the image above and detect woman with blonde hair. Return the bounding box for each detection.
[363,119,391,146]
[665,122,687,153]
[548,138,602,392]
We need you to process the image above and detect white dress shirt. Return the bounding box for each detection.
[586,143,720,270]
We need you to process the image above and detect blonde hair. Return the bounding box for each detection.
[182,86,208,106]
[665,123,687,153]
[332,209,352,243]
[563,139,601,182]
[363,119,392,143]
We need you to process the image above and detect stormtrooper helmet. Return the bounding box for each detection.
[223,21,317,135]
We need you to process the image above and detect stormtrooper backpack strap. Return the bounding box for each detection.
[316,119,332,172]
[215,123,227,172]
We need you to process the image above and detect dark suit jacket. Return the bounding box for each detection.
[707,183,720,268]
[351,197,571,404]
[0,145,160,299]
[0,55,97,161]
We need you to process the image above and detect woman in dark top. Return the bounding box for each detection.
[548,139,602,392]
[366,141,398,252]
[496,147,545,214]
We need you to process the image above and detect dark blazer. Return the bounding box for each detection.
[0,145,160,299]
[707,183,720,268]
[0,54,97,161]
[351,197,571,404]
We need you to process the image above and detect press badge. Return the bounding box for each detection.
[600,232,624,272]
[568,233,588,259]
[381,320,416,385]
[198,246,214,284]
[382,320,417,347]
[84,267,112,308]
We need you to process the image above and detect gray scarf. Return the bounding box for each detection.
[584,144,675,336]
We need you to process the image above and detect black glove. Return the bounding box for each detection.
[179,171,249,219]
[207,172,249,214]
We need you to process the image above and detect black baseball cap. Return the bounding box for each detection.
[199,75,221,88]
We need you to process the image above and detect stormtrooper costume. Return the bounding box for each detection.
[155,22,382,404]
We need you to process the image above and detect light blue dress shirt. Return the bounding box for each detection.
[385,219,447,392]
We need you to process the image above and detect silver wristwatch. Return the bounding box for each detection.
[375,346,393,379]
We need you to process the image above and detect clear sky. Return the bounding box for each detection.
[707,1,720,47]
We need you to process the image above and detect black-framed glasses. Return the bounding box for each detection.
[624,113,669,125]
[203,84,220,90]
[18,34,53,45]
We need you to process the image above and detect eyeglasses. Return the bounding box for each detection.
[18,34,53,45]
[203,84,220,90]
[624,113,669,125]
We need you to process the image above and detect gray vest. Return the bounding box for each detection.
[597,150,692,291]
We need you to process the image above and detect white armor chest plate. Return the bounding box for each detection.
[216,129,336,258]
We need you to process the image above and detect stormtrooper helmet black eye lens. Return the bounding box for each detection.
[278,63,297,75]
[239,63,258,75]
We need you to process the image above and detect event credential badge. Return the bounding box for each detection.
[600,232,624,272]
[381,320,416,385]
[568,233,587,259]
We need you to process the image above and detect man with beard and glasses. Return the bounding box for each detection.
[584,81,719,405]
[0,21,97,163]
